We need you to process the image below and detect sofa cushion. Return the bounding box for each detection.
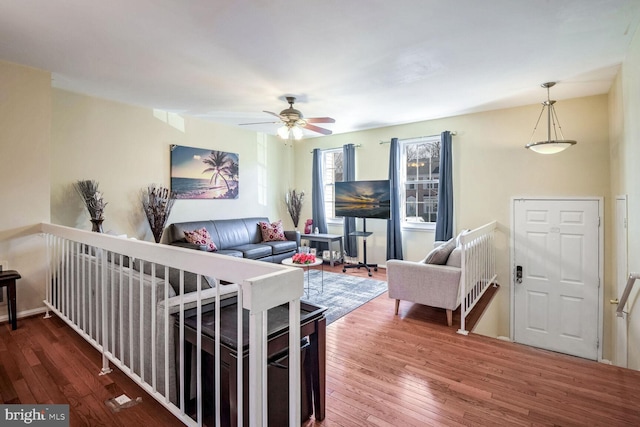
[213,219,252,249]
[262,239,297,255]
[229,243,272,260]
[259,219,286,242]
[423,237,456,265]
[215,249,244,258]
[168,220,217,244]
[183,227,218,251]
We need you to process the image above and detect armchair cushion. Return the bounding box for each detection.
[423,237,456,265]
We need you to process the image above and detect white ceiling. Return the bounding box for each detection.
[1,0,639,138]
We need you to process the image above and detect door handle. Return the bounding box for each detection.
[515,265,523,284]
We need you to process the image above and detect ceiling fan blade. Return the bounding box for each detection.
[304,123,333,135]
[263,110,283,119]
[306,117,336,124]
[239,121,279,126]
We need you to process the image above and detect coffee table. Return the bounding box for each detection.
[282,257,324,295]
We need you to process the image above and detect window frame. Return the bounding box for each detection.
[399,135,441,231]
[321,148,344,225]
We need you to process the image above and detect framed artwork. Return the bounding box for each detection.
[170,145,239,199]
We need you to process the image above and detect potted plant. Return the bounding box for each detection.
[285,189,304,229]
[141,184,176,243]
[74,179,107,232]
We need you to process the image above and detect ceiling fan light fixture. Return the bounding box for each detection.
[525,82,577,154]
[291,125,303,140]
[277,125,290,139]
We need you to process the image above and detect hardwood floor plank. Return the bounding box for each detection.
[11,377,35,403]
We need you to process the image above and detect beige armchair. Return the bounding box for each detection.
[386,245,462,326]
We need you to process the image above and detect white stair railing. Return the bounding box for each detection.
[457,221,498,335]
[617,272,640,318]
[41,223,304,427]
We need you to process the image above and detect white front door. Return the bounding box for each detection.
[513,198,601,360]
[615,196,628,367]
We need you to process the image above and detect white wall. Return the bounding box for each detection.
[51,89,295,240]
[0,60,51,315]
[293,95,611,342]
[609,25,640,369]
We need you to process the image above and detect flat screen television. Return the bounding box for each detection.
[334,180,391,219]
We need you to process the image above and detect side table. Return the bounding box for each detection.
[0,270,20,330]
[300,233,344,267]
[282,257,324,295]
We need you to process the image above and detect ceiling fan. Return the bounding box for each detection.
[241,96,335,140]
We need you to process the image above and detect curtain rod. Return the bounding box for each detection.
[379,131,457,144]
[309,144,362,153]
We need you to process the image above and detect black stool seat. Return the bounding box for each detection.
[0,270,20,330]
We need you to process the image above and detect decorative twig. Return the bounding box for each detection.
[142,184,176,243]
[285,189,304,228]
[74,180,107,220]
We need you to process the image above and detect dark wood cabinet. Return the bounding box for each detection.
[176,298,326,426]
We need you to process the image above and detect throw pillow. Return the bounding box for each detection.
[259,220,286,242]
[183,227,217,252]
[423,236,456,265]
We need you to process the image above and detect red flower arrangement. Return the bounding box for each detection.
[292,253,316,264]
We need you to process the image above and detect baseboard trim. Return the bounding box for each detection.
[0,305,48,324]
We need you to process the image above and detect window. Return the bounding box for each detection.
[322,149,343,220]
[401,136,440,225]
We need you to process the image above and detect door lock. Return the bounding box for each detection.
[515,265,523,284]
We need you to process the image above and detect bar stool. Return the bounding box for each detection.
[0,270,20,330]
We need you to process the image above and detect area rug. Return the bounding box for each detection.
[301,270,387,325]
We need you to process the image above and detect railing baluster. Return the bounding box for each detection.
[139,259,145,383]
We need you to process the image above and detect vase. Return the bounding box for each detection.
[90,218,104,233]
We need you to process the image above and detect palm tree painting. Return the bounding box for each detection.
[170,145,239,199]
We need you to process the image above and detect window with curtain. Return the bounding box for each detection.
[322,148,343,220]
[400,135,440,226]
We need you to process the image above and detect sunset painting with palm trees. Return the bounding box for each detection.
[170,145,239,199]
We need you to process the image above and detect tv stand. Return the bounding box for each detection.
[342,218,378,277]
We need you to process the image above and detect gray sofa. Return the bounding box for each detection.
[166,217,300,264]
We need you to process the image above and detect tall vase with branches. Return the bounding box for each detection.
[142,184,176,243]
[74,179,108,232]
[285,189,304,229]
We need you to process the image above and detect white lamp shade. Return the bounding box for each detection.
[291,126,303,140]
[277,125,290,139]
[525,140,576,154]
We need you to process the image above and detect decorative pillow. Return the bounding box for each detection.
[259,220,286,242]
[423,236,456,265]
[183,227,217,252]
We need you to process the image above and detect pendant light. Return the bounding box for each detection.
[525,82,576,154]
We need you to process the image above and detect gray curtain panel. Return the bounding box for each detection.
[386,137,404,260]
[311,148,329,251]
[435,131,453,241]
[342,144,358,258]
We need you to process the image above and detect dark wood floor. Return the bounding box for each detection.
[0,310,183,426]
[2,264,640,426]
